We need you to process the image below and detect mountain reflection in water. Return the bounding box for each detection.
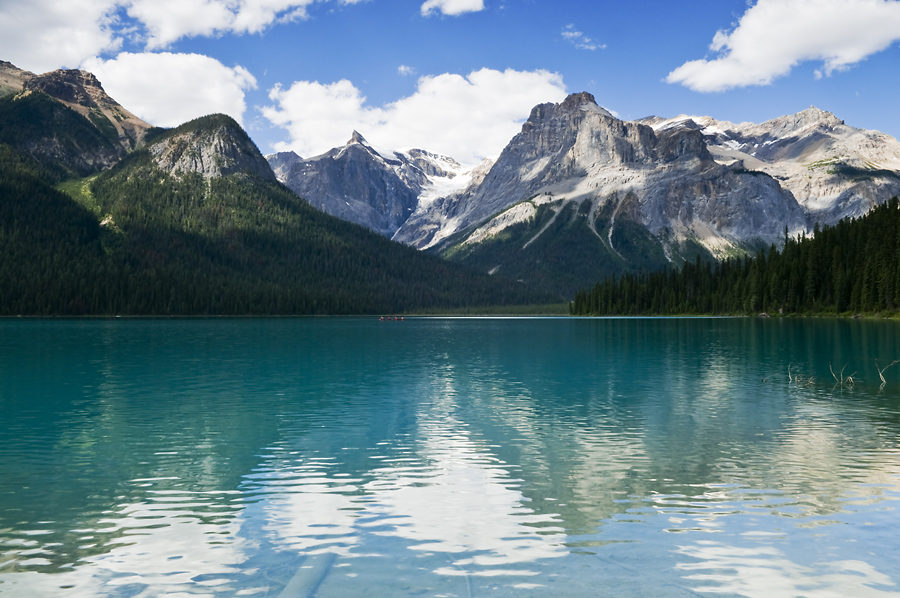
[1,318,899,597]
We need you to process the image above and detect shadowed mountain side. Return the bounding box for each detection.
[1,113,557,314]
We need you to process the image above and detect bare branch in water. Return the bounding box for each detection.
[876,358,900,385]
[830,363,856,387]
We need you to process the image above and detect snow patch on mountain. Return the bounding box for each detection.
[646,107,900,223]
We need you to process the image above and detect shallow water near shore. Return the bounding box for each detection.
[1,317,900,597]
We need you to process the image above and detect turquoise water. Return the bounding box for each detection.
[1,317,900,597]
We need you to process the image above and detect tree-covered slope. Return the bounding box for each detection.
[571,197,900,316]
[0,91,123,178]
[0,145,107,314]
[1,113,551,315]
[439,195,712,299]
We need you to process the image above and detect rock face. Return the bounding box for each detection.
[268,132,474,237]
[0,61,33,95]
[263,92,900,295]
[22,66,152,151]
[149,114,276,181]
[0,61,152,175]
[266,150,303,181]
[644,107,900,224]
[396,92,808,260]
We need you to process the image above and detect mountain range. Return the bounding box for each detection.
[3,59,900,310]
[0,61,550,314]
[269,92,900,296]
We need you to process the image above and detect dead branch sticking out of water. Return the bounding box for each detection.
[829,363,856,387]
[876,358,900,389]
[786,363,814,386]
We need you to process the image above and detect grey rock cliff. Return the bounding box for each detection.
[645,107,900,226]
[394,92,808,259]
[266,150,303,180]
[269,132,469,237]
[150,115,276,181]
[263,90,899,289]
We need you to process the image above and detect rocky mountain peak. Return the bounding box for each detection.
[0,61,33,94]
[24,69,105,107]
[761,105,845,139]
[266,150,302,180]
[525,91,613,127]
[560,91,614,118]
[798,105,841,123]
[10,64,152,150]
[149,114,276,181]
[560,91,598,110]
[348,130,369,145]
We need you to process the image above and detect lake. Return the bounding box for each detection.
[1,317,899,597]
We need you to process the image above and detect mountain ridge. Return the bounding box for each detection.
[0,72,555,314]
[267,93,900,295]
[5,56,900,306]
[1,61,152,152]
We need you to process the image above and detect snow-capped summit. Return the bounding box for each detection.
[267,98,900,298]
[268,132,483,237]
[647,106,900,221]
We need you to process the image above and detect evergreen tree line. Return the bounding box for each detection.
[571,197,900,316]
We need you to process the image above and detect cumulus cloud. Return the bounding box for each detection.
[667,0,900,92]
[0,0,368,69]
[0,0,121,72]
[562,24,605,51]
[421,0,485,17]
[262,68,567,164]
[82,52,257,127]
[126,0,324,49]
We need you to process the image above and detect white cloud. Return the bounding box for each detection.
[562,24,605,51]
[0,0,368,69]
[667,0,900,92]
[420,0,485,17]
[262,68,567,164]
[0,0,121,72]
[398,65,416,76]
[126,0,322,49]
[82,52,257,127]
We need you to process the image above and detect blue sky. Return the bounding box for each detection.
[2,0,900,164]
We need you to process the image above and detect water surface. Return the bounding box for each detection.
[1,317,900,597]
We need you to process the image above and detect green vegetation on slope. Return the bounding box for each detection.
[0,92,121,178]
[571,197,900,316]
[440,197,712,299]
[1,111,552,315]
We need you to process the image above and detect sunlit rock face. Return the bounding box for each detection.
[268,132,475,237]
[398,92,808,263]
[645,107,900,225]
[18,64,152,151]
[267,93,900,296]
[149,115,276,181]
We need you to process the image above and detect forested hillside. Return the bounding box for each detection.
[571,197,900,316]
[0,91,124,177]
[0,102,552,315]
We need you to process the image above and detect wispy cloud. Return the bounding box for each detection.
[667,0,900,92]
[398,65,416,76]
[421,0,485,17]
[562,24,605,51]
